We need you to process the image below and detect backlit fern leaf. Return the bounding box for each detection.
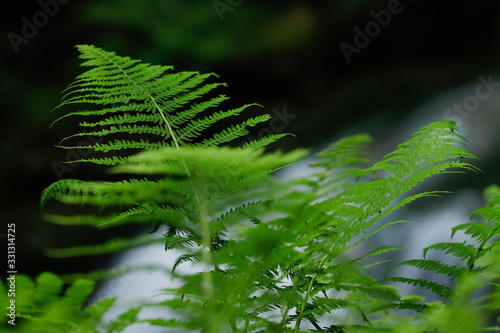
[51,44,275,164]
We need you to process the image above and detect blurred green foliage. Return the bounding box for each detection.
[78,0,315,65]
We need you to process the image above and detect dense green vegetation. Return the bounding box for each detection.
[1,45,499,332]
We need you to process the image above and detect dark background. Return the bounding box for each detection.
[2,0,500,278]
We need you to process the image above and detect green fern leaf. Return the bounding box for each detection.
[46,235,163,258]
[352,246,405,265]
[52,45,274,160]
[388,259,465,279]
[173,252,201,273]
[384,277,453,298]
[451,222,492,243]
[423,242,475,261]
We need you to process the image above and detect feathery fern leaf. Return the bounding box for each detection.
[51,45,278,162]
[383,277,453,298]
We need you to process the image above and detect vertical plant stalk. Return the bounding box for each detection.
[294,246,332,332]
[467,227,497,271]
[100,49,181,147]
[280,274,299,328]
[194,178,220,333]
[294,245,374,332]
[125,55,220,328]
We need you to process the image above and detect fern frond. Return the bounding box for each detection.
[41,179,91,207]
[46,235,163,258]
[60,264,171,283]
[172,252,201,273]
[197,114,272,147]
[360,260,393,271]
[388,259,465,279]
[34,272,63,304]
[423,241,475,261]
[242,133,292,150]
[384,277,453,298]
[42,178,190,209]
[312,133,372,170]
[372,302,429,314]
[176,104,259,144]
[352,246,405,265]
[471,206,500,224]
[56,138,173,153]
[349,221,411,250]
[325,121,477,245]
[52,45,275,160]
[451,222,492,243]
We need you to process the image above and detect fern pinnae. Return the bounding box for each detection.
[384,277,453,298]
[352,246,406,265]
[241,133,292,150]
[348,220,411,250]
[452,222,494,244]
[172,252,202,274]
[422,241,475,261]
[46,235,163,258]
[169,95,230,126]
[175,103,260,143]
[388,259,466,280]
[197,114,273,147]
[79,112,158,128]
[59,123,170,144]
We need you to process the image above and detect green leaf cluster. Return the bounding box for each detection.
[4,45,499,332]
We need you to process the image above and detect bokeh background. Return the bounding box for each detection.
[2,0,500,308]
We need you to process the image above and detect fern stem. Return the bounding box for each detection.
[147,91,193,177]
[280,274,299,328]
[193,177,219,333]
[467,226,498,271]
[146,91,182,150]
[294,244,334,332]
[294,272,318,331]
[230,318,237,332]
[98,48,183,155]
